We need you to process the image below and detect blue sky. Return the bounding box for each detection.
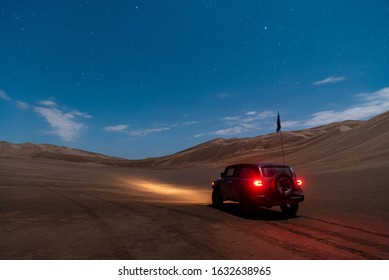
[1,0,388,159]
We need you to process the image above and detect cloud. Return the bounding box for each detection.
[194,124,257,138]
[175,120,199,127]
[210,123,257,136]
[0,92,90,141]
[313,76,346,85]
[104,124,129,132]
[281,121,302,128]
[128,127,171,136]
[34,101,91,142]
[39,100,58,107]
[16,100,29,110]
[104,120,198,137]
[128,121,199,136]
[223,110,274,124]
[304,87,389,126]
[0,91,30,109]
[69,110,92,119]
[0,90,11,101]
[196,110,275,138]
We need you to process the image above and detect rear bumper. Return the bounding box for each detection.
[252,190,304,207]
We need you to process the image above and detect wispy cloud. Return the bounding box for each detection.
[104,120,198,137]
[16,100,29,110]
[304,87,389,126]
[195,110,275,138]
[104,124,129,132]
[0,91,29,110]
[69,110,92,119]
[210,123,257,136]
[39,99,58,107]
[223,110,274,124]
[281,121,301,129]
[1,92,90,141]
[34,100,91,142]
[313,76,346,85]
[173,120,199,127]
[128,127,171,136]
[0,90,11,101]
[104,124,171,136]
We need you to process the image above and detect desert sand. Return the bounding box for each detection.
[1,112,388,259]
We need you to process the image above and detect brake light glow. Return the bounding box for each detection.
[296,179,303,186]
[253,180,263,187]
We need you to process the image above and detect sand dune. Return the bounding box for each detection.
[0,141,121,162]
[2,112,388,171]
[148,112,388,170]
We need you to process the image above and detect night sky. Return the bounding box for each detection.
[1,1,388,158]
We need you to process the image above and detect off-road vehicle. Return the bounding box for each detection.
[211,163,304,216]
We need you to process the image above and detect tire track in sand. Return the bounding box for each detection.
[46,185,225,259]
[42,184,133,259]
[266,221,383,259]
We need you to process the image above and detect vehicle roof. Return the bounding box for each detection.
[225,163,292,169]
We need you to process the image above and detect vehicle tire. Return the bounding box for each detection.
[240,191,254,217]
[212,188,223,209]
[271,173,295,197]
[280,203,299,217]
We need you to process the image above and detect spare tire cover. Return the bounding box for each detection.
[271,173,295,197]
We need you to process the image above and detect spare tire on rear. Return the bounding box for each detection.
[271,173,295,197]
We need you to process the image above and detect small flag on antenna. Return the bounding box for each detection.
[277,112,281,132]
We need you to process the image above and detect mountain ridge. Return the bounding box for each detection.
[1,111,388,170]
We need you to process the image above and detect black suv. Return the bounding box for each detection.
[212,163,304,216]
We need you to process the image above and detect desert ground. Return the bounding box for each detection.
[1,112,389,259]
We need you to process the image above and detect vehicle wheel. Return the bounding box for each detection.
[272,174,295,197]
[212,188,223,209]
[240,191,254,217]
[280,203,299,217]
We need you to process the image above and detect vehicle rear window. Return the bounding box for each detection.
[240,167,260,179]
[261,167,293,178]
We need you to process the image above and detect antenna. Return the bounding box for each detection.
[277,112,285,164]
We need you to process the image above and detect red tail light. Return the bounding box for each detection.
[296,179,303,187]
[253,180,263,187]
